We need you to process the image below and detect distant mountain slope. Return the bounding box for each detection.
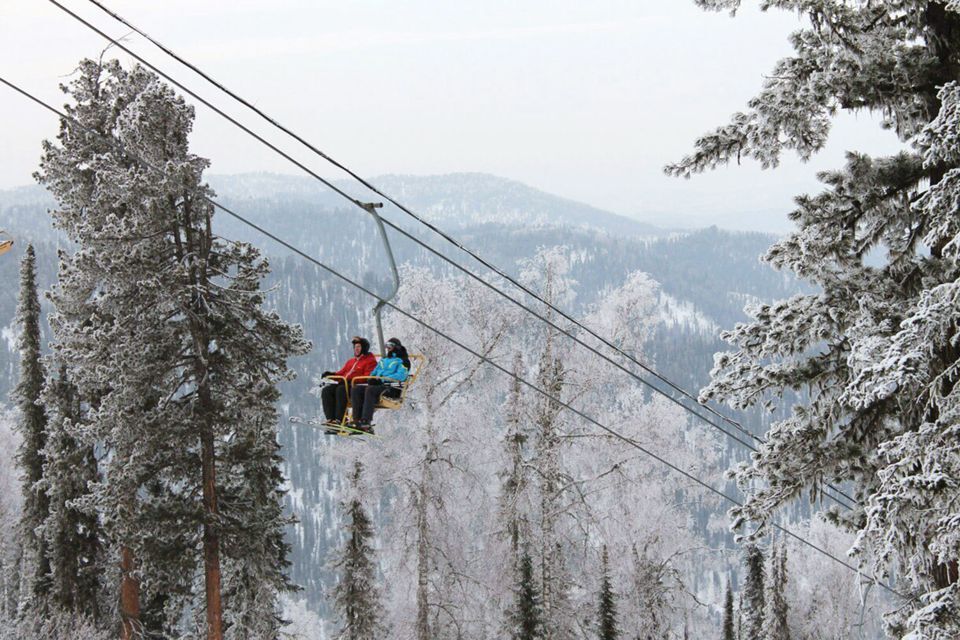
[0,172,806,614]
[0,173,794,334]
[3,171,665,246]
[207,172,666,236]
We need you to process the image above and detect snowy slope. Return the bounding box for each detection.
[0,174,805,618]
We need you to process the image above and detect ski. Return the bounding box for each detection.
[322,422,378,438]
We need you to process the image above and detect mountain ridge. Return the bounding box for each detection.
[1,171,668,240]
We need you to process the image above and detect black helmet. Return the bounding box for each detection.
[386,337,402,350]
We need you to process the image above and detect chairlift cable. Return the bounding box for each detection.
[0,75,902,599]
[81,0,764,446]
[50,0,861,511]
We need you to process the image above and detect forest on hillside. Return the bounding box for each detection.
[3,1,960,639]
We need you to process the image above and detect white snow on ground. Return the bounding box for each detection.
[658,292,718,334]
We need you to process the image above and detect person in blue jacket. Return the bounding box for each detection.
[350,337,410,431]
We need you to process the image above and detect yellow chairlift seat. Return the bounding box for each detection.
[0,231,13,256]
[361,353,426,411]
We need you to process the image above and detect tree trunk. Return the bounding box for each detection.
[119,546,140,640]
[537,350,564,639]
[415,468,430,640]
[201,419,223,640]
[506,352,525,565]
[182,195,223,640]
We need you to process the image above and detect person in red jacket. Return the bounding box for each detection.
[321,336,377,425]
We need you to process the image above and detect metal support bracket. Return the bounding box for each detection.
[357,201,399,355]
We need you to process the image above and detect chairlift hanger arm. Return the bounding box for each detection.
[355,200,399,356]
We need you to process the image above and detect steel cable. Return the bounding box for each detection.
[0,73,902,598]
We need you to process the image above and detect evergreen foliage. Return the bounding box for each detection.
[741,544,765,640]
[332,461,384,640]
[0,606,110,640]
[39,365,100,619]
[507,550,544,640]
[498,352,532,566]
[721,579,735,640]
[762,540,790,640]
[35,58,309,637]
[13,243,50,606]
[526,250,578,640]
[670,2,960,636]
[596,546,619,640]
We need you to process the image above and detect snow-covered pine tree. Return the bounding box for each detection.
[332,461,384,640]
[39,365,100,619]
[721,578,735,640]
[0,409,23,623]
[736,591,743,640]
[36,58,309,639]
[495,350,539,629]
[506,549,545,640]
[498,352,533,567]
[596,546,619,640]
[12,243,51,609]
[668,2,960,636]
[207,239,307,640]
[523,249,577,640]
[762,539,790,640]
[741,544,764,640]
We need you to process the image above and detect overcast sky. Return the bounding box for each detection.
[0,0,904,232]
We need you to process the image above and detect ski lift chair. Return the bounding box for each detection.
[0,231,13,256]
[356,353,426,411]
[316,355,424,435]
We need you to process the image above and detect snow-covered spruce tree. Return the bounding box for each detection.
[667,2,960,636]
[331,461,385,640]
[211,240,308,640]
[506,549,545,640]
[13,243,51,609]
[741,544,764,640]
[36,59,309,639]
[736,591,744,640]
[39,365,101,619]
[0,407,23,622]
[762,539,790,640]
[596,546,619,640]
[721,578,735,640]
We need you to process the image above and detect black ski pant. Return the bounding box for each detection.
[321,382,348,421]
[350,383,399,424]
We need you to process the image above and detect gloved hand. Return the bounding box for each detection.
[321,371,333,378]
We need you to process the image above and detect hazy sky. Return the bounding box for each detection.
[1,0,905,232]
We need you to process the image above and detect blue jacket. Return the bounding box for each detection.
[370,356,409,382]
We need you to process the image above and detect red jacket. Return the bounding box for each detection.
[334,353,377,381]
